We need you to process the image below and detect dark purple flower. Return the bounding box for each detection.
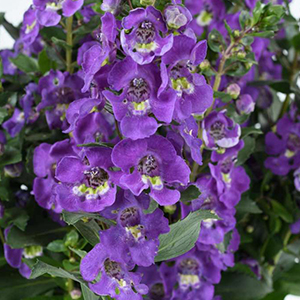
[112,135,190,206]
[103,56,176,140]
[159,34,213,121]
[121,7,174,65]
[80,243,148,299]
[265,115,300,176]
[37,70,85,130]
[33,139,77,211]
[164,4,192,30]
[2,108,25,137]
[160,248,215,300]
[81,12,117,92]
[55,147,120,212]
[0,130,6,156]
[202,111,241,152]
[20,83,39,123]
[236,94,255,115]
[138,265,167,300]
[34,0,84,27]
[177,116,203,165]
[240,258,261,279]
[100,198,169,266]
[0,202,4,219]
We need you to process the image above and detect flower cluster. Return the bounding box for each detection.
[1,0,298,300]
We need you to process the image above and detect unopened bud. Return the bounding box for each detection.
[140,0,155,6]
[200,59,210,71]
[164,205,177,214]
[233,30,240,38]
[236,94,255,115]
[237,51,246,59]
[226,83,241,100]
[70,289,82,300]
[4,162,23,178]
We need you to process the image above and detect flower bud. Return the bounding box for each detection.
[101,0,121,14]
[226,83,241,99]
[70,289,82,300]
[200,59,210,71]
[236,94,255,115]
[164,205,177,214]
[140,0,155,6]
[4,162,23,178]
[165,6,189,29]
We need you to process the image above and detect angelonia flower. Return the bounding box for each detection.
[1,0,293,299]
[265,114,300,176]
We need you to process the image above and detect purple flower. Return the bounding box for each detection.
[290,218,300,234]
[112,135,190,206]
[34,0,84,27]
[0,50,17,76]
[177,116,203,165]
[37,70,85,130]
[164,4,192,30]
[202,111,241,152]
[265,115,300,176]
[20,83,39,123]
[160,248,215,300]
[0,130,6,156]
[236,94,255,115]
[121,7,174,65]
[103,56,176,140]
[159,34,213,121]
[80,243,148,299]
[4,163,23,178]
[55,147,120,212]
[294,168,300,192]
[100,198,169,266]
[2,109,25,138]
[20,8,40,46]
[33,139,77,211]
[81,13,117,92]
[185,0,226,36]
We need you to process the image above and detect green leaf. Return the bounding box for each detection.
[215,272,272,300]
[180,185,201,204]
[77,142,114,148]
[271,200,293,223]
[38,49,53,74]
[155,210,218,262]
[0,266,56,300]
[10,54,39,73]
[252,1,263,25]
[46,240,67,253]
[30,260,85,284]
[0,146,22,168]
[64,230,79,247]
[51,37,72,50]
[236,137,255,166]
[6,221,67,248]
[74,220,101,246]
[241,127,263,138]
[0,13,19,40]
[208,29,226,53]
[69,247,87,258]
[236,195,262,214]
[248,31,275,38]
[0,207,29,231]
[62,211,116,226]
[0,107,8,124]
[214,91,232,103]
[239,11,251,29]
[81,283,100,300]
[292,33,300,51]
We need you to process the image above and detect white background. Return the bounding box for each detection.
[0,0,300,298]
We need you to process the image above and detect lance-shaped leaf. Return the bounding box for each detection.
[155,210,218,262]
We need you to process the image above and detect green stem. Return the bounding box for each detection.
[0,228,5,245]
[66,16,73,74]
[277,50,298,120]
